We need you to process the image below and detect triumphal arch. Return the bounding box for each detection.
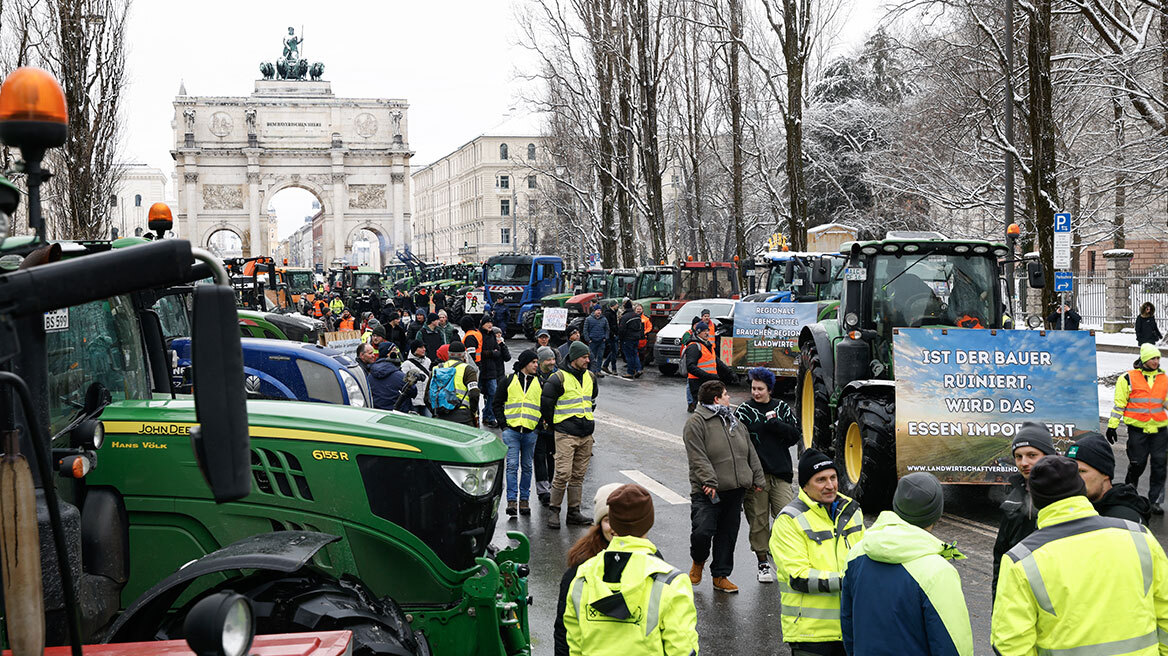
[171,27,412,264]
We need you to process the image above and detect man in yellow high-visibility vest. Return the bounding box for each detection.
[493,349,541,517]
[1108,344,1168,514]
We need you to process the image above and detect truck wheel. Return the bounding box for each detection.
[658,363,678,376]
[830,392,896,510]
[795,340,832,454]
[521,309,538,341]
[167,570,430,656]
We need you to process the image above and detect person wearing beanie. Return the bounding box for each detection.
[533,346,560,507]
[601,300,621,375]
[770,447,864,654]
[540,332,600,529]
[841,473,973,656]
[1108,342,1168,515]
[563,484,699,656]
[684,380,765,594]
[991,456,1168,655]
[582,305,608,378]
[399,339,432,417]
[436,309,459,345]
[553,482,622,656]
[468,315,503,427]
[992,421,1056,602]
[367,339,408,412]
[406,309,426,344]
[683,319,732,411]
[418,311,448,364]
[425,340,480,427]
[492,349,542,517]
[557,327,583,369]
[1068,432,1150,523]
[618,300,644,378]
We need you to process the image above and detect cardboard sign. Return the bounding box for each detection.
[465,291,485,314]
[892,328,1097,483]
[321,329,363,353]
[543,307,569,332]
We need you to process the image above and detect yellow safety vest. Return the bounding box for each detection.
[329,298,344,314]
[564,535,699,656]
[503,374,542,431]
[554,369,595,424]
[440,360,471,408]
[991,495,1168,655]
[770,489,865,644]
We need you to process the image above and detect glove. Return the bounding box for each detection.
[1106,427,1118,444]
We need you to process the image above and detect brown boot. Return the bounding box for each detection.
[565,507,591,526]
[547,506,561,529]
[712,577,739,593]
[506,501,517,516]
[519,500,531,516]
[689,561,704,585]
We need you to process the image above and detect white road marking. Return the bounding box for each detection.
[620,469,691,505]
[939,514,998,539]
[593,410,685,447]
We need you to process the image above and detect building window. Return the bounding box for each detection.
[671,174,680,185]
[134,194,142,207]
[501,227,511,245]
[498,175,510,189]
[500,143,509,160]
[109,195,117,207]
[500,199,510,216]
[527,175,536,189]
[527,143,536,160]
[528,200,535,217]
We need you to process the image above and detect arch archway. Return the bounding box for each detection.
[269,185,326,269]
[205,225,245,258]
[346,223,390,271]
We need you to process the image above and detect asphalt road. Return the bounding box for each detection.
[487,338,1168,655]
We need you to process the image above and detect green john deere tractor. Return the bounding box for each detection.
[794,232,1044,508]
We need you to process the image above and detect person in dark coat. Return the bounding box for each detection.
[583,305,608,376]
[618,300,644,378]
[683,321,733,410]
[1136,302,1163,346]
[418,312,447,363]
[433,288,447,313]
[406,309,426,342]
[474,316,503,427]
[1067,432,1151,524]
[383,312,407,353]
[601,300,620,375]
[1045,304,1081,330]
[534,345,559,506]
[992,422,1057,601]
[368,352,408,410]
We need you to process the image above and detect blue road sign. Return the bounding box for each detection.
[1054,212,1072,233]
[1054,271,1073,293]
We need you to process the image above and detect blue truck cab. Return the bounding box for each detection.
[482,254,563,336]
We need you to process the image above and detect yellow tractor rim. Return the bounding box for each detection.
[801,371,815,449]
[845,422,863,484]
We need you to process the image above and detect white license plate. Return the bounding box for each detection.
[666,357,680,364]
[844,267,868,281]
[43,308,69,332]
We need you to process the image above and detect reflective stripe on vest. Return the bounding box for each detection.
[465,329,483,362]
[503,375,541,430]
[1122,369,1167,425]
[1035,630,1159,656]
[687,342,717,380]
[644,569,683,636]
[554,370,595,423]
[780,604,840,620]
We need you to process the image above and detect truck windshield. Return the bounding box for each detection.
[871,253,996,330]
[679,267,736,300]
[287,271,314,293]
[636,271,675,299]
[47,295,151,433]
[486,262,532,284]
[154,294,191,341]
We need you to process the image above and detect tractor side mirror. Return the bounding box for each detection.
[783,261,795,285]
[810,257,831,285]
[1027,261,1045,289]
[190,284,251,503]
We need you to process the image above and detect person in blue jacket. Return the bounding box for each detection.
[368,343,409,410]
[840,472,973,656]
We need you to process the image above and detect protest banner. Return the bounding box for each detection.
[892,328,1098,483]
[542,307,568,332]
[721,301,818,376]
[321,329,363,353]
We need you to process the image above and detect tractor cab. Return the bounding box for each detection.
[646,261,739,333]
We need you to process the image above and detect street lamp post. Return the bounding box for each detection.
[1004,0,1017,308]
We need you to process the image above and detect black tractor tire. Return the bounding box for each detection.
[165,570,429,656]
[521,309,538,341]
[658,363,679,376]
[830,392,896,511]
[794,339,832,454]
[447,297,465,326]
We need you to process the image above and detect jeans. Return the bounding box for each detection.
[480,376,499,423]
[603,336,619,369]
[502,428,537,502]
[588,340,604,373]
[411,404,432,418]
[621,339,642,375]
[686,382,694,405]
[690,487,746,578]
[1126,426,1168,504]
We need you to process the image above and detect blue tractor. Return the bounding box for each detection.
[482,253,564,337]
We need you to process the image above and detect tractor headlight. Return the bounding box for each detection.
[860,246,878,255]
[441,464,499,496]
[845,312,859,328]
[183,592,255,656]
[339,369,366,407]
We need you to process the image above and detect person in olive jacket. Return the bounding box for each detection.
[683,380,764,593]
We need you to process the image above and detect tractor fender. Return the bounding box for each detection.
[105,531,340,642]
[839,379,896,404]
[799,323,836,392]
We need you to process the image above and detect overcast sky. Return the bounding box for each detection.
[120,0,883,240]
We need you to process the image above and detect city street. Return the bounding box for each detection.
[491,337,1167,655]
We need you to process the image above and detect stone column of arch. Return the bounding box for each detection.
[330,172,346,264]
[184,171,199,241]
[391,168,405,251]
[247,169,261,256]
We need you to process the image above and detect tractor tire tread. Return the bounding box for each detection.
[831,393,896,510]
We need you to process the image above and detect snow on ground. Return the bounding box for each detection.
[1096,348,1138,419]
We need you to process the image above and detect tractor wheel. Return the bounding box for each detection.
[658,363,679,377]
[794,339,832,454]
[830,392,896,511]
[521,309,538,341]
[163,570,430,656]
[447,298,464,326]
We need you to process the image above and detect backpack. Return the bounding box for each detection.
[429,363,465,412]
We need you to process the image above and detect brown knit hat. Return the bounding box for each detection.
[606,484,655,537]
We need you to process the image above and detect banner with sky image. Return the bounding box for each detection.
[721,302,818,376]
[892,328,1097,483]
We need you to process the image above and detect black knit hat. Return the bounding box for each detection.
[799,448,837,488]
[1012,421,1057,456]
[426,312,440,324]
[514,348,538,371]
[1028,455,1087,509]
[1066,433,1115,480]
